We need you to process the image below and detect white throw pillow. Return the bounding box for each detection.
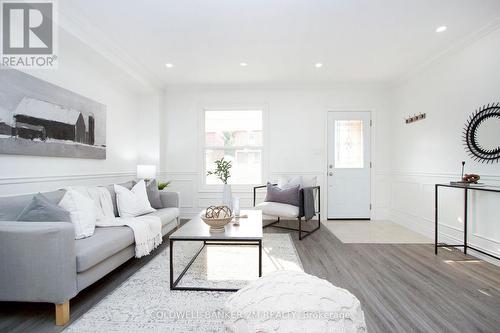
[114,180,155,218]
[59,189,96,239]
[301,176,317,188]
[278,176,302,189]
[69,185,104,221]
[278,176,317,189]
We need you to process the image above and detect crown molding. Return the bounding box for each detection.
[58,2,165,91]
[393,14,500,86]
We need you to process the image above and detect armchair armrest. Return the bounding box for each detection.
[0,222,77,304]
[159,191,180,208]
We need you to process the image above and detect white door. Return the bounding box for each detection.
[327,111,371,219]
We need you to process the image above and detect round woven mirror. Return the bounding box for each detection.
[463,103,500,163]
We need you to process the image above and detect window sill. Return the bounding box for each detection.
[198,184,264,193]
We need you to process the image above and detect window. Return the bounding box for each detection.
[204,110,263,185]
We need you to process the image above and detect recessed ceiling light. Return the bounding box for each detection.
[315,63,323,68]
[165,63,174,68]
[436,26,447,33]
[240,62,248,67]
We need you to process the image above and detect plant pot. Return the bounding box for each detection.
[222,184,233,210]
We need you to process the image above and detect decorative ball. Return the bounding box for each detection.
[205,205,232,219]
[202,206,233,232]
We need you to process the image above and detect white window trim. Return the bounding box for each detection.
[197,105,269,193]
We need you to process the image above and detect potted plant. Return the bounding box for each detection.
[158,181,171,191]
[207,157,233,208]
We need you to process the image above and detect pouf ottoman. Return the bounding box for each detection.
[224,270,366,333]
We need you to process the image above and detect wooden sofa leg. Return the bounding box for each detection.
[55,301,70,326]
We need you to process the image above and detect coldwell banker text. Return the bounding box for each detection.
[1,0,58,69]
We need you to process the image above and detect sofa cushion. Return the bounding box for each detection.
[75,226,134,272]
[255,202,299,218]
[16,193,71,222]
[145,207,179,226]
[0,189,66,221]
[106,180,135,217]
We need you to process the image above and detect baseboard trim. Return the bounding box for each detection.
[327,218,371,221]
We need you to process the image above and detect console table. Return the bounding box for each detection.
[435,183,500,260]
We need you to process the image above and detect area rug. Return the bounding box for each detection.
[64,233,302,332]
[324,220,432,244]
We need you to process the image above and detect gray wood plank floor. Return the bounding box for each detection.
[1,220,499,333]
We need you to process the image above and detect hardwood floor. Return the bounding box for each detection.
[1,220,499,333]
[291,223,500,333]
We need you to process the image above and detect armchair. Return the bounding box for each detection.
[253,184,321,240]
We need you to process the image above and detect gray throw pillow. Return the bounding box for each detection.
[146,179,163,209]
[16,193,71,222]
[264,183,300,207]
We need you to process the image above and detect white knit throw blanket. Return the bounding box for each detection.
[90,186,163,258]
[96,216,163,258]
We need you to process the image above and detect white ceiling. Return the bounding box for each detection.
[61,0,500,86]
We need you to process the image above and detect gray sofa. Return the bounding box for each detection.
[0,181,180,325]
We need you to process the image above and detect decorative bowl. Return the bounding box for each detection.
[202,205,233,232]
[201,216,233,232]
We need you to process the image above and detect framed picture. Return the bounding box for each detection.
[0,69,106,159]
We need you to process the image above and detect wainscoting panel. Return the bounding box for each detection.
[0,172,136,197]
[160,170,391,221]
[389,172,500,265]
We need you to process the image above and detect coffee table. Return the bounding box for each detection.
[169,210,263,292]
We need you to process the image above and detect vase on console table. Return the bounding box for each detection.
[222,184,233,210]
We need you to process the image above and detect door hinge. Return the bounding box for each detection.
[370,119,372,127]
[370,162,372,168]
[370,204,372,210]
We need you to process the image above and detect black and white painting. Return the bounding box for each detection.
[0,69,106,159]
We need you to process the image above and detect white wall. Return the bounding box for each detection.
[0,28,161,196]
[137,91,163,168]
[161,84,392,219]
[390,27,500,263]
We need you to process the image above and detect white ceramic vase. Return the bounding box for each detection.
[222,184,233,210]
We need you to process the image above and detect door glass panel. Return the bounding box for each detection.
[334,120,364,168]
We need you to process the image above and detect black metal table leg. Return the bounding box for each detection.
[258,239,262,277]
[435,184,438,255]
[298,217,302,240]
[464,188,468,255]
[169,238,174,289]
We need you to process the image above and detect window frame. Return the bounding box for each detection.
[199,106,268,192]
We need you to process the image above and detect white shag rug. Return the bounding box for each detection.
[64,233,303,332]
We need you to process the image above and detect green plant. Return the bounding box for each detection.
[221,131,235,146]
[158,181,171,190]
[207,157,232,184]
